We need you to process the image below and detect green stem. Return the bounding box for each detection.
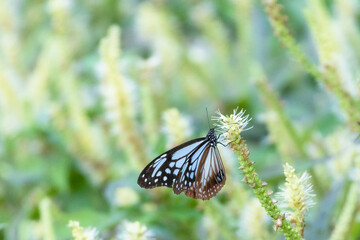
[39,198,56,240]
[329,182,359,240]
[261,0,321,80]
[261,0,360,132]
[255,73,326,195]
[256,76,306,159]
[322,65,360,132]
[231,138,303,240]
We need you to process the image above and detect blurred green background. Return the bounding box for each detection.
[0,0,360,239]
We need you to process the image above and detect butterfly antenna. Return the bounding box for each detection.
[206,107,211,129]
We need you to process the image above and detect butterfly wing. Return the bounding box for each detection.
[194,145,226,200]
[172,140,210,194]
[138,128,226,200]
[176,144,226,200]
[137,138,207,189]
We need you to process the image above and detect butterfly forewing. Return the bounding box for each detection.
[173,141,209,194]
[137,138,206,189]
[138,128,226,200]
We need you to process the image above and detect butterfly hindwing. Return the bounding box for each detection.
[184,144,226,200]
[137,138,206,189]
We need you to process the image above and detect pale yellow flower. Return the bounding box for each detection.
[162,108,191,148]
[276,163,315,236]
[117,221,154,240]
[114,187,140,207]
[68,220,99,240]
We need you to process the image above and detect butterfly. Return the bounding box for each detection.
[137,128,226,200]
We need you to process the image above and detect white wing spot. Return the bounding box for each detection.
[169,162,175,168]
[144,179,147,182]
[163,176,168,181]
[173,169,179,175]
[156,171,162,177]
[165,168,171,174]
[176,158,185,168]
[155,179,158,183]
[152,158,166,177]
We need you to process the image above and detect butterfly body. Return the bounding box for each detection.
[137,128,226,200]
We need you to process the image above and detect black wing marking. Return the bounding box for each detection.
[137,138,207,189]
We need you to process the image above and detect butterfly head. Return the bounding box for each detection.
[206,128,217,143]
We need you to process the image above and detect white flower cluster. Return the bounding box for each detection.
[117,221,154,240]
[68,220,100,240]
[212,107,252,143]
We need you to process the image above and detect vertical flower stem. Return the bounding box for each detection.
[261,0,321,80]
[261,0,360,131]
[214,109,303,239]
[322,65,360,132]
[233,139,302,240]
[39,198,56,240]
[256,75,306,158]
[329,182,359,240]
[255,70,325,194]
[138,63,157,147]
[100,26,147,168]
